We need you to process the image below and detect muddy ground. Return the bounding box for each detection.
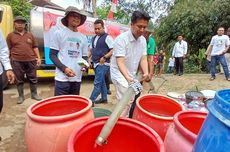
[0,74,229,152]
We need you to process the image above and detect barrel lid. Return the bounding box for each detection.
[200,90,216,99]
[207,89,230,127]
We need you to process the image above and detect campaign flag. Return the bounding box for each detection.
[107,0,118,20]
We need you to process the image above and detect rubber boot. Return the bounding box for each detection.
[17,84,25,104]
[30,84,41,101]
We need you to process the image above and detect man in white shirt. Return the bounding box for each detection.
[0,30,15,112]
[172,34,188,76]
[209,27,230,81]
[110,11,151,117]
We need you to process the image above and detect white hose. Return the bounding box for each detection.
[95,75,141,145]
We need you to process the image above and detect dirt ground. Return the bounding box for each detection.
[0,73,229,152]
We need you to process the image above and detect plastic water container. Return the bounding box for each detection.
[164,111,207,152]
[68,117,165,152]
[25,95,94,152]
[193,89,230,152]
[132,94,184,140]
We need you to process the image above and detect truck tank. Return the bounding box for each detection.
[30,6,65,48]
[30,6,65,77]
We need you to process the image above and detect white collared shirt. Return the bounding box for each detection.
[172,40,188,57]
[0,30,12,75]
[110,29,147,87]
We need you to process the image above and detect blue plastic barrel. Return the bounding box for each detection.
[193,89,230,152]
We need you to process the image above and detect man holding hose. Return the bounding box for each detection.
[110,10,151,117]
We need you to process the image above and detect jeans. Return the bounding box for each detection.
[90,64,109,102]
[54,80,81,96]
[220,53,230,73]
[210,55,229,79]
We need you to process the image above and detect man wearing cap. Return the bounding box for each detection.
[143,24,156,79]
[6,16,41,104]
[50,6,88,96]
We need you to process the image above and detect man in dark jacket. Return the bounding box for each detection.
[88,19,113,105]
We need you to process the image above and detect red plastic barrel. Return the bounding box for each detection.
[132,94,184,140]
[25,95,94,152]
[164,111,207,152]
[68,117,165,152]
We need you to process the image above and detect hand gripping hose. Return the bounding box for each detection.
[95,74,142,146]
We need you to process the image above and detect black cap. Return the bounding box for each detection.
[61,6,87,27]
[14,16,27,23]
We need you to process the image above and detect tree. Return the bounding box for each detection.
[118,0,174,23]
[156,0,230,72]
[96,1,130,24]
[0,0,32,20]
[96,0,173,25]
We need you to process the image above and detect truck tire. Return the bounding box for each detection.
[2,70,8,90]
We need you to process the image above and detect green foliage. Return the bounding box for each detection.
[97,0,173,25]
[0,0,32,20]
[96,5,110,19]
[184,49,207,73]
[117,0,173,22]
[156,0,230,73]
[96,2,129,24]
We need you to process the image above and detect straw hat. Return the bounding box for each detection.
[61,6,87,27]
[14,16,27,23]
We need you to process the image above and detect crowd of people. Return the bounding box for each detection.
[1,6,230,118]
